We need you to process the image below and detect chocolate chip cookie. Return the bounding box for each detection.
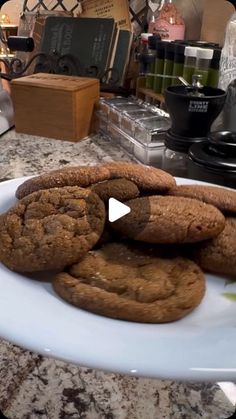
[90,178,139,203]
[0,186,105,272]
[193,218,236,276]
[53,242,206,323]
[111,196,225,244]
[168,184,236,214]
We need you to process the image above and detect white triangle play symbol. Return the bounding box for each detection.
[108,198,131,223]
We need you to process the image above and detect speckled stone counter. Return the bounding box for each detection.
[0,130,234,419]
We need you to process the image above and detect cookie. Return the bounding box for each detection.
[0,186,105,272]
[104,162,176,192]
[111,196,225,244]
[168,184,236,214]
[15,165,110,200]
[53,242,206,323]
[193,218,236,276]
[16,163,176,200]
[90,178,139,203]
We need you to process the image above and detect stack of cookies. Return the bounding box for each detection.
[0,162,235,323]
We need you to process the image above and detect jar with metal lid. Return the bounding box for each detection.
[163,130,202,177]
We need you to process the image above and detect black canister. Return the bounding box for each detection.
[165,85,227,139]
[188,131,236,188]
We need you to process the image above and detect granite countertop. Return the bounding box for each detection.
[0,130,235,419]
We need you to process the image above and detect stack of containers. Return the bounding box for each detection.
[94,97,170,167]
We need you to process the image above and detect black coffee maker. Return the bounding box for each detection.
[164,80,227,147]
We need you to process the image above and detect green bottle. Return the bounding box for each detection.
[153,41,166,93]
[161,42,175,94]
[172,43,185,85]
[207,48,221,88]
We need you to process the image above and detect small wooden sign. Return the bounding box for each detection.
[80,0,131,31]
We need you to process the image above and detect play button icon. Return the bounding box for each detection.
[108,198,131,223]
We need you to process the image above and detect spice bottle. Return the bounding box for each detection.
[161,42,175,93]
[172,43,185,85]
[207,48,221,88]
[153,40,166,93]
[146,35,160,89]
[183,46,198,84]
[139,33,153,75]
[194,48,214,86]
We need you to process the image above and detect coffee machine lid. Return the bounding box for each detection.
[189,139,236,171]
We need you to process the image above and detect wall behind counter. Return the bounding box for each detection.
[2,0,204,38]
[1,0,230,46]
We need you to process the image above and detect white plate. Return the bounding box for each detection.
[0,176,236,382]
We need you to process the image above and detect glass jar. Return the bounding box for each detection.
[162,130,201,177]
[163,147,189,177]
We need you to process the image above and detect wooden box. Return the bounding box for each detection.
[11,73,100,141]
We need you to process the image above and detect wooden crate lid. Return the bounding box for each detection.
[11,73,99,91]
